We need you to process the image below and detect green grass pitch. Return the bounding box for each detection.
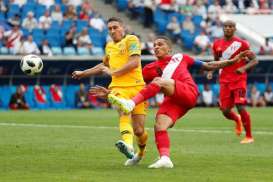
[0,108,273,182]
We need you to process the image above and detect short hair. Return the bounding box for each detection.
[107,17,123,24]
[155,36,172,48]
[223,20,236,27]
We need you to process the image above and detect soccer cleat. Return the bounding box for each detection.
[240,137,254,144]
[235,114,243,136]
[124,153,143,166]
[108,94,135,114]
[115,140,134,159]
[148,156,174,169]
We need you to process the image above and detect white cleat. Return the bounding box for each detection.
[124,154,143,166]
[115,140,134,159]
[108,94,135,114]
[148,156,174,169]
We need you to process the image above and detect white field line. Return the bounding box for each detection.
[0,122,273,136]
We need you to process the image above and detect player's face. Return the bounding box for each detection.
[153,39,171,59]
[223,22,236,38]
[107,21,124,42]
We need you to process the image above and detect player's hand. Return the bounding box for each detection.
[235,67,245,74]
[89,85,110,99]
[72,71,84,80]
[234,50,253,62]
[101,66,112,76]
[206,72,213,80]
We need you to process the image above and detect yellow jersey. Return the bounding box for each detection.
[104,35,145,88]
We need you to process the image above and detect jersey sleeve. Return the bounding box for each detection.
[126,35,141,56]
[142,62,161,83]
[212,42,217,57]
[212,40,221,60]
[241,40,250,51]
[184,54,195,68]
[103,43,110,65]
[183,54,204,69]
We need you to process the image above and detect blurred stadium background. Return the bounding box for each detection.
[0,0,272,109]
[0,0,273,181]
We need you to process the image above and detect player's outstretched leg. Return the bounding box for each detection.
[108,94,135,114]
[115,140,134,159]
[108,82,161,113]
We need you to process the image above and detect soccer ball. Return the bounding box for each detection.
[20,54,43,75]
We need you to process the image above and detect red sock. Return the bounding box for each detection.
[155,130,170,157]
[223,111,240,124]
[239,109,252,138]
[132,83,161,105]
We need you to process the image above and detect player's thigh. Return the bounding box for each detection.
[172,80,198,107]
[156,98,189,124]
[233,88,247,105]
[219,83,234,110]
[110,87,131,99]
[112,86,148,115]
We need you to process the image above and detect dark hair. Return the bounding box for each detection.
[223,20,236,27]
[155,36,172,48]
[107,17,123,24]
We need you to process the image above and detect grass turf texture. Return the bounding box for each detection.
[0,108,273,182]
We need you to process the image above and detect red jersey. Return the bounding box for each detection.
[212,36,250,83]
[142,53,198,94]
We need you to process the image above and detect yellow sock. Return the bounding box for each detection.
[136,130,148,157]
[119,115,133,146]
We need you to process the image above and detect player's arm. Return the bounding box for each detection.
[206,54,219,79]
[108,54,140,77]
[198,50,252,71]
[72,56,108,80]
[235,50,258,74]
[206,43,220,79]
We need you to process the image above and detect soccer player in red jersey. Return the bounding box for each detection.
[91,36,250,168]
[207,20,258,144]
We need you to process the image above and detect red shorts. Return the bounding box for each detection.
[219,80,247,110]
[156,80,198,123]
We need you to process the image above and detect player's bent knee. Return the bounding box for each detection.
[154,122,167,131]
[221,108,231,115]
[133,127,144,137]
[236,104,245,112]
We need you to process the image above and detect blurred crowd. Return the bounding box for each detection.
[125,0,273,55]
[0,0,107,56]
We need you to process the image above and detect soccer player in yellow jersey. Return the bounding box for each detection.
[72,17,148,166]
